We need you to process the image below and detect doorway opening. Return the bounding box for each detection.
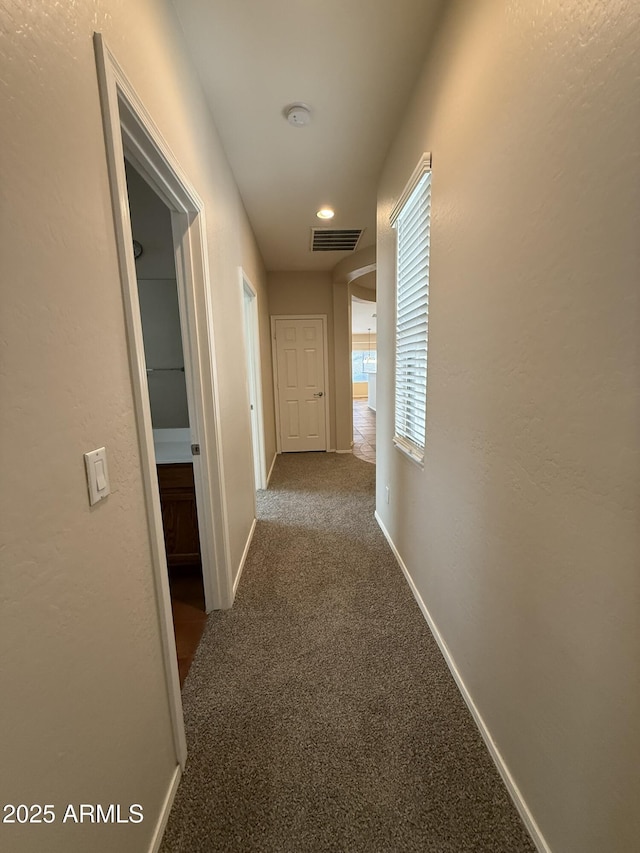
[125,162,206,686]
[351,297,377,464]
[241,273,267,491]
[95,33,235,770]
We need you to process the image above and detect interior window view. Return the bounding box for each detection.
[3,3,637,853]
[351,298,377,464]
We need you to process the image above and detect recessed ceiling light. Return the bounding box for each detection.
[316,208,335,220]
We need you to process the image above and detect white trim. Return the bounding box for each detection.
[240,271,267,492]
[335,449,353,454]
[266,452,278,487]
[270,314,331,453]
[171,211,234,613]
[148,765,181,853]
[233,517,257,596]
[94,35,235,614]
[93,33,186,768]
[389,151,432,225]
[374,511,552,853]
[103,44,234,615]
[271,319,282,455]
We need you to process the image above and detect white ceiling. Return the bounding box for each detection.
[171,0,444,272]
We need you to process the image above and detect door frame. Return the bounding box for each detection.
[271,314,331,454]
[241,271,267,491]
[94,34,235,768]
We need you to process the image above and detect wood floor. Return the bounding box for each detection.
[169,565,207,687]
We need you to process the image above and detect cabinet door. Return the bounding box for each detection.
[157,464,201,566]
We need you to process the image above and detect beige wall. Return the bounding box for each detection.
[377,2,640,852]
[352,382,368,398]
[268,271,337,449]
[0,0,268,850]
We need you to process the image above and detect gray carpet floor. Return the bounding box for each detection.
[160,452,536,853]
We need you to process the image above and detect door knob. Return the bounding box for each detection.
[313,391,324,397]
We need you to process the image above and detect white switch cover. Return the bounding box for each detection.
[84,447,110,506]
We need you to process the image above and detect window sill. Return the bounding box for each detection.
[393,437,424,469]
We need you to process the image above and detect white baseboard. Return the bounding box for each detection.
[335,449,353,454]
[266,453,277,486]
[149,764,181,853]
[374,511,551,853]
[233,517,257,595]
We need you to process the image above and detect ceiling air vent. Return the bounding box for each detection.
[311,228,363,252]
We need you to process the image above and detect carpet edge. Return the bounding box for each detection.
[233,517,258,599]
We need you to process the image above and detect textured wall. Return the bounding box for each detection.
[0,0,268,850]
[377,2,640,852]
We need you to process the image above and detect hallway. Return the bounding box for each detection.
[161,453,534,852]
[4,3,638,851]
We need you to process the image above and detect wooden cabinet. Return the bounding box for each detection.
[157,463,201,567]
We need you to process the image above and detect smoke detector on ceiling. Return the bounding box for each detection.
[284,103,311,127]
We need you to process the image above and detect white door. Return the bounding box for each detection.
[274,318,327,452]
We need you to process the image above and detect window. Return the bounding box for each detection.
[391,154,431,464]
[352,350,376,382]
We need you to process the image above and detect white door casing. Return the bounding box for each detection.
[273,316,328,452]
[94,33,235,770]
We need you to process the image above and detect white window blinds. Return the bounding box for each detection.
[392,159,431,463]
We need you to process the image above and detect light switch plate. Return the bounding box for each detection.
[84,447,110,506]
